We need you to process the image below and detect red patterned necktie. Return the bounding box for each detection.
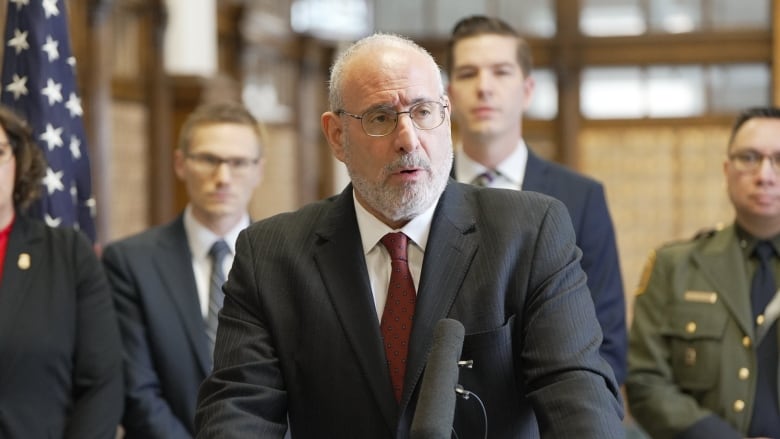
[380,232,417,402]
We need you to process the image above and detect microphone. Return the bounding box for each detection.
[410,318,465,439]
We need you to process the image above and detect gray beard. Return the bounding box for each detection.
[345,138,453,224]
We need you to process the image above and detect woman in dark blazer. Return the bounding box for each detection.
[0,105,123,438]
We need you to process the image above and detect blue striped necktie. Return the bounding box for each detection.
[206,240,229,361]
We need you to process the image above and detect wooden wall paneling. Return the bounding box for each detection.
[296,37,330,204]
[217,2,244,79]
[581,31,771,66]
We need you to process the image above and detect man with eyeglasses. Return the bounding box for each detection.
[102,101,265,439]
[195,33,623,438]
[628,106,780,438]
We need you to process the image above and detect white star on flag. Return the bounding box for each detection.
[42,35,60,61]
[5,74,28,100]
[41,78,63,105]
[43,167,65,195]
[7,28,29,54]
[65,92,82,117]
[42,0,60,18]
[40,123,63,150]
[69,135,81,159]
[44,214,62,228]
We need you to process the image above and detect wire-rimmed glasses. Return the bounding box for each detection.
[336,101,448,137]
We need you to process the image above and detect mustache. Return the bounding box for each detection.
[385,154,431,173]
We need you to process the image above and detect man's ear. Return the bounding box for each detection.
[521,75,536,111]
[322,111,346,163]
[173,149,186,180]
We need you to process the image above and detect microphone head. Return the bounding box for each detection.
[410,318,465,439]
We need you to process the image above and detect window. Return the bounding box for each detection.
[581,63,769,119]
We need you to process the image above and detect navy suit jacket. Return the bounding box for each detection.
[0,215,123,438]
[103,216,210,439]
[196,181,624,438]
[522,149,627,384]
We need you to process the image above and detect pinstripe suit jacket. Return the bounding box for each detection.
[195,180,624,438]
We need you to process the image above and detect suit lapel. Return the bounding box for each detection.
[153,218,212,375]
[692,225,754,337]
[403,183,477,408]
[313,184,478,425]
[313,187,399,427]
[0,216,46,381]
[521,149,548,192]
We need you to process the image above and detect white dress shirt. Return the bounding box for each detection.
[182,206,250,318]
[352,191,436,322]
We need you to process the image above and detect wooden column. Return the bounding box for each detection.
[144,0,175,225]
[773,0,780,105]
[83,0,115,243]
[554,0,582,167]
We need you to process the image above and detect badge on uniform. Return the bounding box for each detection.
[683,290,718,304]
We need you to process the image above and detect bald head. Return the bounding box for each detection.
[327,33,444,112]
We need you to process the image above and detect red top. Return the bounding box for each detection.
[0,214,15,285]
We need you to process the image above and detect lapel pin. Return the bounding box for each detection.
[18,253,30,270]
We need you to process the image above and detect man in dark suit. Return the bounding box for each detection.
[102,101,265,438]
[195,33,623,438]
[446,15,627,385]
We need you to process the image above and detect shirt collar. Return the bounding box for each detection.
[352,189,437,255]
[734,222,780,256]
[182,205,250,258]
[455,139,528,186]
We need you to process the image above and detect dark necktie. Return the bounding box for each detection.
[206,240,229,358]
[470,170,498,187]
[380,232,417,402]
[751,241,776,321]
[748,240,780,437]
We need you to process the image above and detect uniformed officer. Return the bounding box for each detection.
[627,106,780,439]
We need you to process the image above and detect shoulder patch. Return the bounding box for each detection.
[634,250,656,296]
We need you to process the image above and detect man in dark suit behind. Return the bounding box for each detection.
[195,33,623,438]
[102,101,265,438]
[446,15,627,385]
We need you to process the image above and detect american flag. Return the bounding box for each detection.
[1,0,96,242]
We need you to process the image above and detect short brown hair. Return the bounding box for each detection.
[447,15,533,77]
[177,101,265,156]
[0,105,46,211]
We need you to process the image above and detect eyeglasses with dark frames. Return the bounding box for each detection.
[335,101,448,137]
[185,152,260,176]
[728,149,780,174]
